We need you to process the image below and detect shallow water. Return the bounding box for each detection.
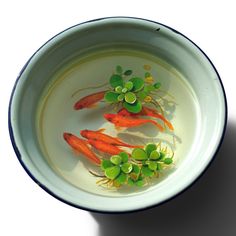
[36,49,200,197]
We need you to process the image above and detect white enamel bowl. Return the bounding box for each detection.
[9,17,227,213]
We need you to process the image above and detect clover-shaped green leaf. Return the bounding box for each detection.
[124,92,136,104]
[115,172,127,185]
[105,166,120,180]
[129,77,144,91]
[121,162,133,173]
[110,74,124,88]
[132,148,148,160]
[104,91,119,103]
[119,152,129,163]
[115,86,123,93]
[101,159,113,170]
[145,143,157,157]
[141,166,154,177]
[110,155,122,165]
[123,100,142,113]
[163,158,173,165]
[124,81,134,91]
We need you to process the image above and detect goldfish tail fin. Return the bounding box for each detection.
[151,120,164,132]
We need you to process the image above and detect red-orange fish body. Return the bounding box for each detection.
[87,139,125,156]
[104,113,164,131]
[80,129,143,148]
[63,133,101,165]
[74,91,106,110]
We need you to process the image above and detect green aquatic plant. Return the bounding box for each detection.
[95,143,174,188]
[104,65,162,113]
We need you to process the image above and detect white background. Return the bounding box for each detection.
[1,0,236,235]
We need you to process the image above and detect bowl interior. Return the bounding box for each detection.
[10,18,226,212]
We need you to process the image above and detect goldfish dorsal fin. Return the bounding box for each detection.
[97,128,106,133]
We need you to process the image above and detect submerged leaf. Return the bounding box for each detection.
[154,82,161,89]
[123,100,142,113]
[124,70,133,76]
[104,91,119,103]
[132,148,148,160]
[110,74,124,88]
[129,77,144,91]
[105,166,120,180]
[116,65,123,74]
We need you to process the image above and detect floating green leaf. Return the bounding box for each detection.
[135,179,144,187]
[104,91,119,103]
[148,161,157,171]
[128,178,135,186]
[116,65,123,74]
[122,88,128,93]
[124,70,132,76]
[163,158,173,165]
[115,172,127,184]
[137,91,148,101]
[124,92,136,104]
[105,166,120,180]
[119,152,129,163]
[129,77,144,91]
[110,155,122,165]
[132,148,148,160]
[154,82,161,89]
[123,100,142,113]
[121,163,133,173]
[117,93,125,101]
[141,166,154,177]
[149,150,160,160]
[124,81,134,91]
[145,143,157,157]
[110,74,124,88]
[115,86,123,93]
[101,159,113,170]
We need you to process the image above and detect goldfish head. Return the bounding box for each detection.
[63,132,72,142]
[74,102,83,110]
[104,113,116,122]
[80,129,88,138]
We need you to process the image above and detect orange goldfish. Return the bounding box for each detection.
[87,139,126,156]
[104,113,164,131]
[63,133,101,165]
[74,91,106,110]
[118,107,174,131]
[80,129,143,148]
